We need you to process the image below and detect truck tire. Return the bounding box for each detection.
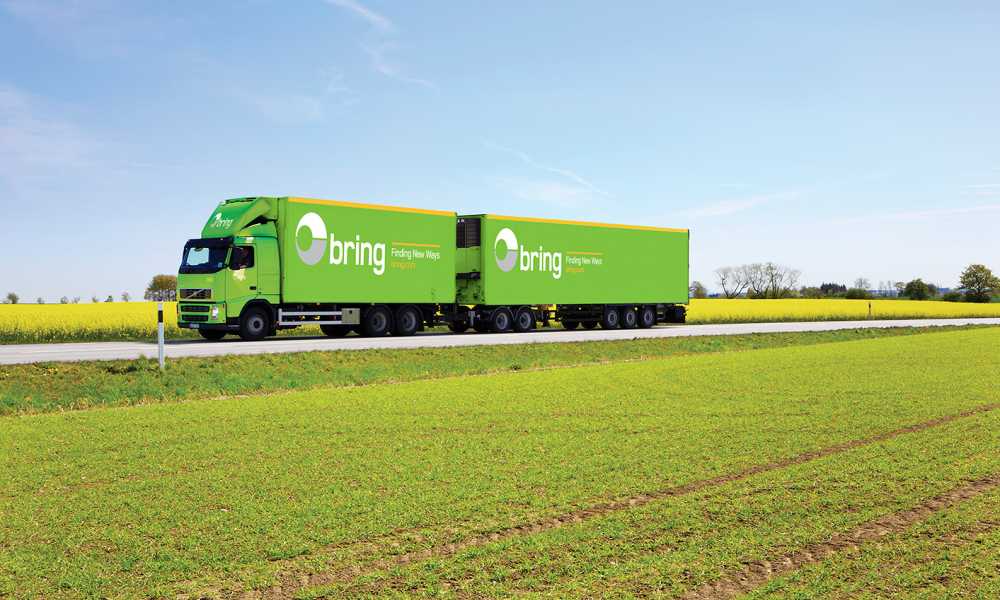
[582,320,598,330]
[600,307,620,329]
[320,324,351,337]
[393,305,420,337]
[562,320,579,330]
[239,306,271,341]
[513,307,535,333]
[361,306,392,337]
[639,306,656,328]
[621,307,638,329]
[491,308,513,333]
[198,329,226,341]
[448,322,469,333]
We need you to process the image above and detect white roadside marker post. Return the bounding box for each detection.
[157,301,165,370]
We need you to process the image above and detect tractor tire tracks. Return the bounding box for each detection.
[682,473,1000,600]
[217,402,999,600]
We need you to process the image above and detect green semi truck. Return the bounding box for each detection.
[177,196,688,340]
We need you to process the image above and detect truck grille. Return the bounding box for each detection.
[182,314,209,322]
[180,288,212,300]
[180,304,210,313]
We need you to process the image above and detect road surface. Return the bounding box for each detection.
[2,318,998,365]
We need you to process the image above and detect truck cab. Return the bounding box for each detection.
[177,198,280,340]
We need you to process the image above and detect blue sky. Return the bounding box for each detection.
[1,0,998,301]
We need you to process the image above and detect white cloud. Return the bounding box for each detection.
[682,191,799,218]
[494,177,598,209]
[0,85,100,180]
[833,204,1000,225]
[361,42,437,90]
[484,141,608,197]
[323,0,394,33]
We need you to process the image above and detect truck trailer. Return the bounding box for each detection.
[177,196,688,340]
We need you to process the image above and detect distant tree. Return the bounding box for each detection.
[121,291,131,302]
[800,286,823,299]
[819,282,847,296]
[903,279,930,301]
[893,281,906,296]
[36,297,45,304]
[846,288,871,300]
[942,291,963,302]
[91,295,100,303]
[72,296,81,304]
[144,275,178,302]
[714,266,748,299]
[689,281,708,299]
[60,296,70,304]
[959,264,999,303]
[926,283,940,298]
[854,278,871,291]
[4,292,18,304]
[105,295,114,303]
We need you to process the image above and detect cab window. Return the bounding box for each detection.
[230,246,254,270]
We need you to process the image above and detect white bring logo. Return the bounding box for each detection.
[295,212,328,265]
[494,227,518,272]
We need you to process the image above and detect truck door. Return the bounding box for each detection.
[228,244,259,309]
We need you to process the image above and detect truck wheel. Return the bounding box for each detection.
[491,308,513,333]
[513,308,534,333]
[198,329,226,341]
[393,305,421,336]
[448,322,469,333]
[600,307,620,329]
[562,320,579,330]
[639,306,656,328]
[582,320,598,330]
[621,307,638,329]
[320,324,351,337]
[361,306,392,337]
[239,306,271,341]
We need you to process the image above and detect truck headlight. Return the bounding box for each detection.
[211,305,220,319]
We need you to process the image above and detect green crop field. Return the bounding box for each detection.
[1,328,998,598]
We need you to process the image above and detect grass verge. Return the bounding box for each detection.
[0,328,997,598]
[0,326,983,416]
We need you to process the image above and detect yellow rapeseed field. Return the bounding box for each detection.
[0,298,998,343]
[686,298,1000,323]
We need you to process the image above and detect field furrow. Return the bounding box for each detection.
[0,328,997,598]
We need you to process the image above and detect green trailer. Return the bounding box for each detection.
[177,196,688,340]
[450,214,689,332]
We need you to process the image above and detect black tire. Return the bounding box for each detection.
[198,329,226,341]
[320,324,351,337]
[473,321,491,333]
[393,305,421,337]
[600,307,620,329]
[639,306,656,328]
[621,307,638,329]
[491,308,513,333]
[238,305,271,341]
[361,305,392,337]
[513,308,535,333]
[582,320,598,330]
[448,322,469,333]
[562,320,580,330]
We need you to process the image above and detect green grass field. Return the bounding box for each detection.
[1,328,998,598]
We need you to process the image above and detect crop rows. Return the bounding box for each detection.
[1,328,997,598]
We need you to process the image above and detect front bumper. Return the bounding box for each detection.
[177,302,229,329]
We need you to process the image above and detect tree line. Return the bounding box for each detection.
[694,263,999,302]
[3,275,177,305]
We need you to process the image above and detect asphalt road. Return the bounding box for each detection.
[2,318,998,365]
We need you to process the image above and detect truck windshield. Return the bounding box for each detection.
[180,238,231,274]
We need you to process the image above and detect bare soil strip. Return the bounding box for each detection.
[216,403,999,600]
[682,474,1000,600]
